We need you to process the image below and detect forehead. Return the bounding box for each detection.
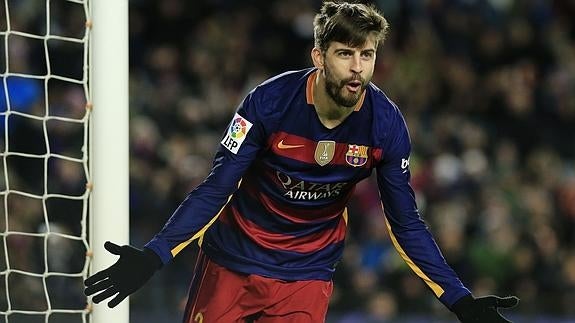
[326,35,378,52]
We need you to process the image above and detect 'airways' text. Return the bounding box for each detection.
[276,171,347,200]
[283,189,343,200]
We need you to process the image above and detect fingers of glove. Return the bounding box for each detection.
[91,286,119,304]
[84,267,112,286]
[107,292,129,308]
[104,241,123,255]
[494,296,520,309]
[474,295,504,308]
[84,278,115,296]
[476,295,520,309]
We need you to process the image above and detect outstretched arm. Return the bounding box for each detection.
[84,89,268,307]
[375,106,519,321]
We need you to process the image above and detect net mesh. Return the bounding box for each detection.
[0,1,91,322]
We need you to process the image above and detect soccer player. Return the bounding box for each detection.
[84,2,519,322]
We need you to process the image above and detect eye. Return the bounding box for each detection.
[361,51,374,59]
[337,51,352,57]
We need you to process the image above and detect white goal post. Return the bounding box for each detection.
[89,0,129,323]
[0,0,129,322]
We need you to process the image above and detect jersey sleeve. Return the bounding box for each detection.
[144,89,267,264]
[375,108,471,308]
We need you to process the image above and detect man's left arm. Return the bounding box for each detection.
[375,110,518,322]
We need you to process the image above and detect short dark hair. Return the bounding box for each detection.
[313,1,389,52]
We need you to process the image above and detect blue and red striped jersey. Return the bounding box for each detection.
[145,68,471,307]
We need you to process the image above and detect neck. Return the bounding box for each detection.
[313,73,356,129]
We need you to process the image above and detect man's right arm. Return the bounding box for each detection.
[145,90,268,264]
[144,139,260,263]
[84,89,269,307]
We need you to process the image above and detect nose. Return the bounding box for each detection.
[350,54,363,74]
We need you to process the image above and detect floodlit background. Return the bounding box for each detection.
[2,0,575,322]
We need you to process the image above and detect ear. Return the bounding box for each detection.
[311,47,324,70]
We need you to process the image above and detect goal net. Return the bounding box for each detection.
[0,1,91,322]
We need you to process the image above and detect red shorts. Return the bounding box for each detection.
[182,252,333,323]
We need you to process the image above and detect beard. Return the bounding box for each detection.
[324,64,368,108]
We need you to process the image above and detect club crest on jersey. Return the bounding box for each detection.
[314,141,335,166]
[221,113,253,154]
[345,144,368,167]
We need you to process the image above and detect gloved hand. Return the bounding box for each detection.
[84,241,163,308]
[452,294,519,323]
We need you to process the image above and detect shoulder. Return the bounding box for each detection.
[253,68,314,104]
[366,83,408,138]
[244,68,315,119]
[258,68,315,89]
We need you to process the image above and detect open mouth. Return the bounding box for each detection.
[345,80,362,93]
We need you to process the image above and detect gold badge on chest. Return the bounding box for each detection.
[314,140,335,166]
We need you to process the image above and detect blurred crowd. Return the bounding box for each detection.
[127,0,575,321]
[0,0,91,320]
[2,0,575,322]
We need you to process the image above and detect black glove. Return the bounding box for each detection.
[84,241,162,308]
[452,294,519,323]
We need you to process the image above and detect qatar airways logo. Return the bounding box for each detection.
[276,171,348,200]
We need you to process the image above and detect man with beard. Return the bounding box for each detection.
[85,2,519,322]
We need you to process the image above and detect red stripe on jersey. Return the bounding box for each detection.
[372,147,383,162]
[268,132,318,164]
[269,131,380,168]
[229,205,346,253]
